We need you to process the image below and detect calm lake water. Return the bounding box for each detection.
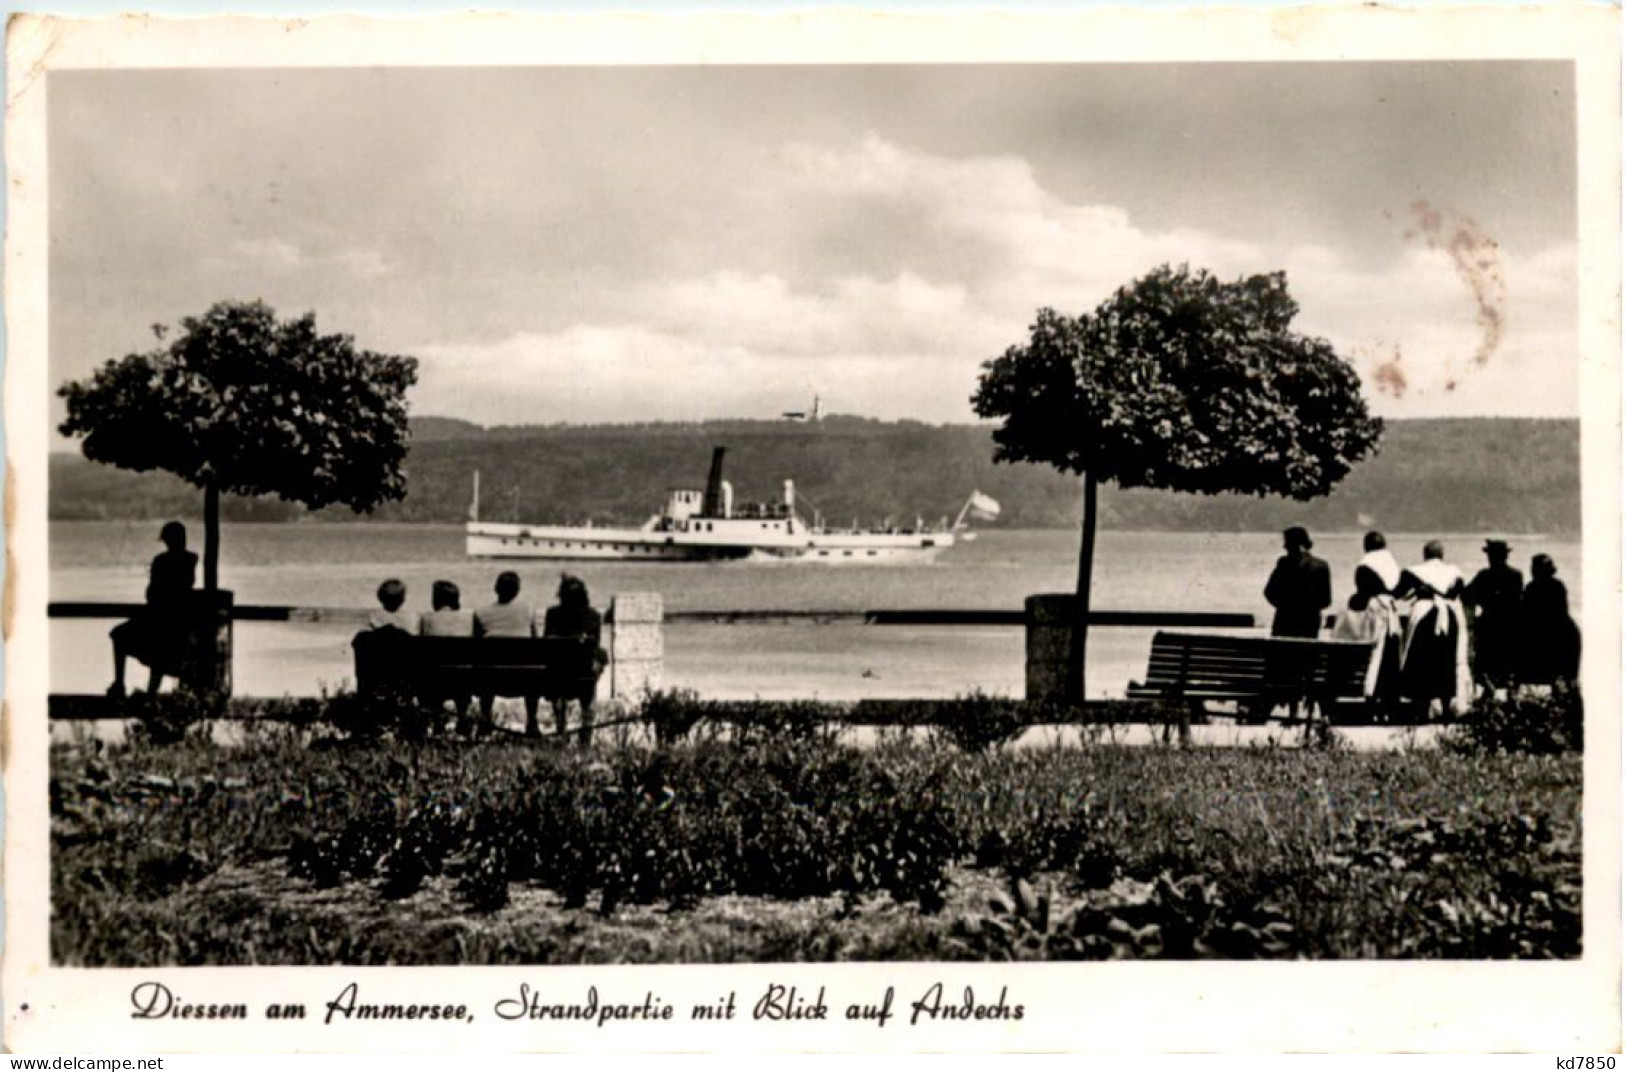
[50,523,1582,701]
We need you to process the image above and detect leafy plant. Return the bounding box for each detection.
[58,300,418,590]
[973,265,1382,701]
[928,690,1028,754]
[640,688,707,746]
[324,685,427,743]
[1445,686,1583,755]
[126,689,220,748]
[49,715,1581,965]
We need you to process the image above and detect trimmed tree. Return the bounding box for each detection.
[59,300,419,592]
[972,265,1383,703]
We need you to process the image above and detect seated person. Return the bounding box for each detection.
[416,580,474,733]
[540,575,608,746]
[109,520,198,698]
[420,580,474,637]
[473,571,534,638]
[368,578,420,634]
[473,571,541,735]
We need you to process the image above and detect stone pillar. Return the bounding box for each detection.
[1024,593,1073,703]
[609,593,663,700]
[184,589,234,702]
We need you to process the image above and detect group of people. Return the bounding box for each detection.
[1265,526,1580,718]
[363,571,607,741]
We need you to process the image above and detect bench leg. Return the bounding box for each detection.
[1158,696,1194,746]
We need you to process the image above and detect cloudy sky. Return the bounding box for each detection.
[49,62,1576,431]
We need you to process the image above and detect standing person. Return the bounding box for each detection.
[108,520,198,698]
[1521,554,1581,687]
[1463,539,1524,694]
[367,578,420,634]
[1394,540,1470,718]
[1331,565,1403,719]
[474,571,540,735]
[540,575,608,746]
[1264,526,1333,638]
[1356,531,1402,594]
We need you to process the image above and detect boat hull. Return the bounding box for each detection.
[466,522,950,562]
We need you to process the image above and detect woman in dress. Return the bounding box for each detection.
[1393,540,1472,718]
[1521,554,1581,687]
[109,520,198,698]
[540,575,608,745]
[419,580,475,734]
[1331,558,1403,719]
[420,580,474,637]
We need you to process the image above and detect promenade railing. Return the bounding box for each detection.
[46,599,1269,720]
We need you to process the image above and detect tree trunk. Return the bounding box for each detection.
[203,482,220,593]
[1067,471,1098,704]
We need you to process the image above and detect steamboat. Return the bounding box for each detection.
[465,448,995,562]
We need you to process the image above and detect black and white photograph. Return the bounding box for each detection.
[5,8,1619,1053]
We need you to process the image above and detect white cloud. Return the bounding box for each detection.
[334,248,393,279]
[407,134,1576,424]
[632,270,982,359]
[229,237,303,271]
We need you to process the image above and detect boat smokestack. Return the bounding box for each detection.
[702,447,727,517]
[783,479,795,513]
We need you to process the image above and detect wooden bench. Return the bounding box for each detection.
[1126,631,1373,724]
[352,632,600,707]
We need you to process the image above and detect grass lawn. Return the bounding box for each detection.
[50,705,1581,965]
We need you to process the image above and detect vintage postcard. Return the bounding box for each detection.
[5,8,1620,1054]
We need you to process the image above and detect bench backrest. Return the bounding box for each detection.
[353,632,597,696]
[1142,631,1372,700]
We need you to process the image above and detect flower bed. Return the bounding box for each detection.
[50,698,1580,964]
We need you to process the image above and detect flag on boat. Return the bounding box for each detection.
[967,490,1001,520]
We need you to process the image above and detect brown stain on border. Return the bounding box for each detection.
[1357,341,1407,399]
[1372,355,1406,398]
[1407,200,1507,369]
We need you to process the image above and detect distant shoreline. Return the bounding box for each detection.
[49,415,1580,535]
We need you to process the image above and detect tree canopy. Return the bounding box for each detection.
[59,300,419,512]
[973,264,1383,703]
[60,299,418,593]
[973,265,1383,500]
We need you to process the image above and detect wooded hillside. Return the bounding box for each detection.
[51,416,1580,535]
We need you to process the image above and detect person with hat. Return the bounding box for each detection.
[108,520,198,698]
[1264,526,1333,639]
[1464,539,1524,694]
